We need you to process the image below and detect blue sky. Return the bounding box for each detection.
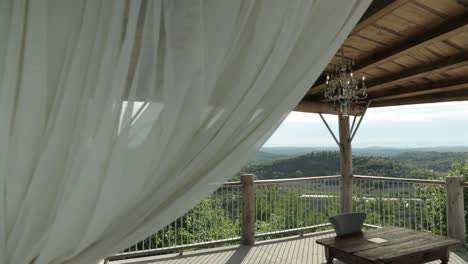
[263,102,468,148]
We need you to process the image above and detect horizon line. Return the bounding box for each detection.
[262,145,468,149]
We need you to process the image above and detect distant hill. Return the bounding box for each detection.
[392,151,468,172]
[256,146,468,160]
[251,151,288,163]
[242,151,456,180]
[259,147,336,157]
[352,146,468,157]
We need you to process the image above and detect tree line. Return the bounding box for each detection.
[240,151,450,180]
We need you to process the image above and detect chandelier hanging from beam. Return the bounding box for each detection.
[325,48,368,117]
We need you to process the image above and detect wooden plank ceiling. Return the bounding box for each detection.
[297,0,468,114]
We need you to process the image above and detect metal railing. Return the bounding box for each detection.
[110,176,341,260]
[254,176,340,237]
[115,184,243,259]
[353,175,447,236]
[109,174,465,261]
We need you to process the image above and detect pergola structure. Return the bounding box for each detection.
[294,0,468,216]
[103,3,468,262]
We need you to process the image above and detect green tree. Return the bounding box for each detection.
[132,197,240,251]
[416,184,447,235]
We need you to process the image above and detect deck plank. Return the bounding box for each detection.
[111,232,468,264]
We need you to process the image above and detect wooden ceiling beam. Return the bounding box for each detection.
[351,0,412,35]
[306,54,468,102]
[294,101,365,116]
[350,14,468,74]
[371,89,468,107]
[366,53,468,92]
[370,80,468,102]
[309,14,468,95]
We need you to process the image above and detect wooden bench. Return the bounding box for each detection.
[316,227,460,264]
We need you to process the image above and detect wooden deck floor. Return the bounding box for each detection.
[111,231,468,264]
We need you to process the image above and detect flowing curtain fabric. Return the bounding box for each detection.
[0,0,370,263]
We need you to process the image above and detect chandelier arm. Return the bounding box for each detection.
[356,92,368,100]
[350,101,371,143]
[318,113,340,148]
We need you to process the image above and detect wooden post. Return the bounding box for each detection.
[446,176,466,248]
[339,115,353,213]
[241,174,255,245]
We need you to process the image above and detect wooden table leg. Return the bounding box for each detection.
[441,248,450,264]
[325,247,334,264]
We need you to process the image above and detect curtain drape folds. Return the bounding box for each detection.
[0,0,370,263]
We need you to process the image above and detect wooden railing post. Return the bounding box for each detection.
[446,176,466,248]
[241,174,255,245]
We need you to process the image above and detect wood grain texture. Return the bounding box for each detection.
[351,0,413,35]
[241,174,255,246]
[369,80,468,102]
[300,0,468,110]
[294,101,365,116]
[339,116,353,213]
[366,53,468,92]
[446,177,467,248]
[371,89,468,107]
[317,227,460,264]
[116,231,468,264]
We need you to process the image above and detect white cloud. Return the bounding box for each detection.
[283,101,468,125]
[282,111,321,123]
[365,102,468,124]
[264,101,468,147]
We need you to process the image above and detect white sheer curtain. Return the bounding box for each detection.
[0,0,370,263]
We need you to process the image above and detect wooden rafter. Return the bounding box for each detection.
[353,15,468,73]
[309,14,468,95]
[370,80,468,102]
[298,0,468,112]
[351,0,412,35]
[366,53,468,92]
[294,101,365,116]
[371,89,468,107]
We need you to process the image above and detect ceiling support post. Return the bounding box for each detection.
[339,114,353,214]
[318,103,370,213]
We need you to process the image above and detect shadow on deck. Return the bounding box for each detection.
[111,231,468,264]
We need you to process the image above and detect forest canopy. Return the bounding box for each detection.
[241,151,468,180]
